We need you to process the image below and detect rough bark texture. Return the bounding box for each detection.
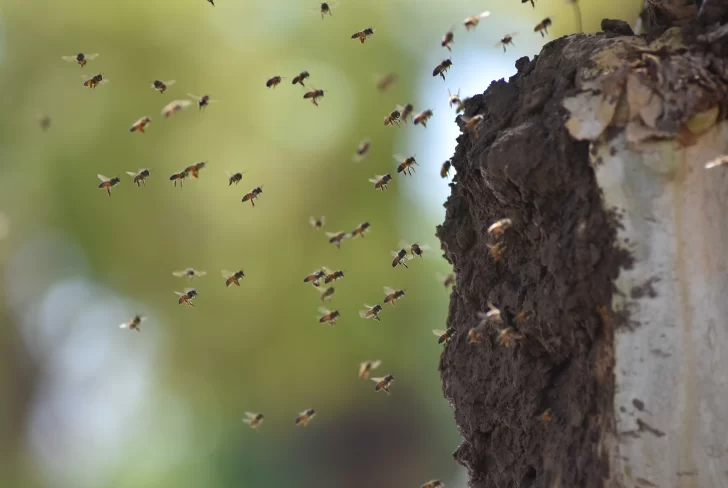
[435,8,728,488]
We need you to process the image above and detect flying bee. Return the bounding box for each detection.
[316,286,335,302]
[351,27,376,44]
[184,161,207,179]
[461,114,484,134]
[396,103,414,124]
[391,249,412,268]
[242,186,263,207]
[322,267,344,284]
[62,52,99,68]
[318,307,341,326]
[400,240,430,258]
[413,109,434,128]
[433,327,456,344]
[242,412,264,430]
[222,269,245,287]
[175,288,198,307]
[369,173,392,192]
[383,286,406,307]
[441,26,455,51]
[326,231,348,248]
[375,73,397,92]
[188,93,219,110]
[467,327,483,344]
[295,408,316,427]
[126,168,151,187]
[129,116,152,134]
[540,408,552,423]
[432,59,452,81]
[495,33,518,52]
[477,302,503,325]
[436,272,456,289]
[161,99,192,118]
[441,160,452,178]
[119,314,145,332]
[38,114,51,131]
[421,480,444,488]
[353,139,371,162]
[312,2,339,18]
[384,109,402,127]
[82,73,109,89]
[169,171,187,187]
[394,155,418,176]
[173,268,207,280]
[371,374,394,394]
[463,11,491,31]
[359,360,382,379]
[226,171,244,186]
[292,71,310,87]
[704,155,728,169]
[304,269,326,287]
[208,0,215,6]
[351,221,371,239]
[534,17,553,37]
[448,89,465,112]
[266,75,285,88]
[310,216,326,230]
[497,327,524,348]
[522,0,536,8]
[151,79,176,94]
[488,242,507,261]
[303,88,325,106]
[359,303,383,321]
[97,174,120,197]
[487,218,513,238]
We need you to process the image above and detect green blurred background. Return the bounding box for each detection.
[0,1,639,487]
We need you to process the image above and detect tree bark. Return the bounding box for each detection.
[436,12,728,488]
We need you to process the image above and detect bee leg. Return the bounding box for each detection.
[106,187,111,197]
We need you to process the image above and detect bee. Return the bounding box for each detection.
[497,327,524,348]
[522,0,536,8]
[129,116,152,134]
[184,161,207,179]
[359,303,383,321]
[436,272,456,289]
[704,155,728,169]
[441,26,455,51]
[487,218,512,238]
[467,327,483,344]
[222,269,245,287]
[295,408,316,427]
[151,79,176,94]
[397,104,414,124]
[303,88,325,106]
[188,93,219,110]
[242,412,264,430]
[448,89,465,112]
[461,114,484,134]
[169,171,188,187]
[322,267,344,284]
[82,73,109,89]
[292,71,310,87]
[175,288,198,307]
[369,173,392,192]
[540,408,552,423]
[432,59,452,81]
[351,221,371,239]
[161,99,193,118]
[326,231,348,248]
[463,11,491,31]
[394,155,418,176]
[495,33,518,52]
[359,360,382,379]
[376,73,397,92]
[400,241,430,258]
[310,216,326,230]
[433,327,456,344]
[353,139,371,162]
[316,286,335,302]
[208,0,215,5]
[351,27,376,44]
[421,481,444,488]
[304,269,326,287]
[384,109,402,127]
[391,249,412,268]
[266,75,285,88]
[226,171,244,186]
[242,186,263,207]
[477,303,503,325]
[173,268,207,280]
[383,286,406,307]
[97,174,120,197]
[488,242,507,261]
[119,314,145,332]
[413,109,434,128]
[534,17,553,37]
[313,2,339,18]
[371,374,394,394]
[318,307,341,326]
[126,168,151,187]
[440,160,452,178]
[62,52,99,68]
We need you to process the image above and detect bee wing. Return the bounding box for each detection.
[184,288,196,294]
[320,216,326,226]
[98,79,110,85]
[478,10,491,19]
[494,40,505,47]
[368,177,380,184]
[359,309,371,318]
[370,360,382,369]
[62,55,78,62]
[243,411,258,419]
[419,244,432,251]
[325,231,340,238]
[392,154,406,163]
[320,266,333,274]
[187,93,202,100]
[174,291,185,296]
[383,286,396,295]
[195,271,207,277]
[85,53,100,60]
[433,329,447,336]
[309,216,319,227]
[126,171,139,177]
[165,80,177,86]
[370,376,385,383]
[119,322,129,329]
[221,270,234,278]
[81,74,93,80]
[97,174,109,182]
[172,270,188,277]
[318,307,332,315]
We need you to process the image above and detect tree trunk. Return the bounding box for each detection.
[436,9,728,488]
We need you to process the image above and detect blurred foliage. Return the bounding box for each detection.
[0,0,641,487]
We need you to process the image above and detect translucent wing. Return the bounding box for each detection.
[195,271,207,277]
[358,309,371,318]
[309,216,318,227]
[126,171,138,177]
[164,80,177,86]
[187,93,202,100]
[174,291,185,296]
[368,178,380,184]
[478,11,491,19]
[319,216,326,226]
[419,244,432,251]
[325,231,341,238]
[370,376,385,383]
[221,270,234,279]
[85,53,100,60]
[97,174,109,182]
[184,288,196,294]
[391,250,402,258]
[172,270,188,277]
[321,266,333,274]
[318,307,332,315]
[370,360,382,369]
[97,79,109,85]
[433,329,446,336]
[119,322,129,329]
[243,412,258,420]
[62,55,78,62]
[383,286,396,295]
